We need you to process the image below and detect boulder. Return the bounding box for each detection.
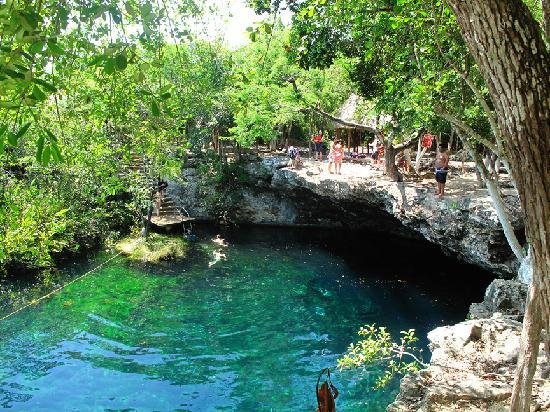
[469,279,528,321]
[387,315,549,411]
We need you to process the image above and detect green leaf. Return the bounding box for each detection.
[160,92,171,100]
[54,208,70,217]
[47,41,65,55]
[151,100,160,116]
[36,135,45,162]
[115,52,127,70]
[104,58,116,75]
[14,122,31,142]
[42,145,51,165]
[159,84,172,94]
[31,85,47,101]
[0,101,20,109]
[88,54,106,66]
[32,78,57,93]
[7,132,17,146]
[45,128,58,142]
[29,40,45,54]
[0,125,7,153]
[14,122,31,141]
[50,141,63,162]
[134,71,145,82]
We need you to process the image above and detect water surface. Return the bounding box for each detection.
[0,227,492,411]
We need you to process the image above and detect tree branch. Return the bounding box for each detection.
[436,109,514,180]
[288,78,379,133]
[436,109,498,153]
[434,39,504,154]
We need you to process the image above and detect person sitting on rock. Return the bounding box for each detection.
[288,146,301,169]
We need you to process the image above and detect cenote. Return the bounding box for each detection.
[0,226,493,411]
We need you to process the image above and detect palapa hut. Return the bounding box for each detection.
[330,94,376,153]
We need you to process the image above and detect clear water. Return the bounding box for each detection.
[0,227,492,411]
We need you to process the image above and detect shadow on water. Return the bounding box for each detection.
[0,225,495,412]
[200,224,494,313]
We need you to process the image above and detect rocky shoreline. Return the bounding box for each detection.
[387,315,549,411]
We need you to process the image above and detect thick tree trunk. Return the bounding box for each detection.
[446,1,550,410]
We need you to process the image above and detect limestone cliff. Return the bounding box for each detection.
[169,156,523,277]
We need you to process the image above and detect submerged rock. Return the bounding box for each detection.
[387,315,549,411]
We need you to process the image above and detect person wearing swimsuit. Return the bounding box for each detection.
[333,140,344,175]
[435,145,450,198]
[327,138,335,174]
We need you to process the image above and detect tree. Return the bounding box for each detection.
[444,2,549,410]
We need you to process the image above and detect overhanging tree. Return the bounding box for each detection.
[444,1,549,410]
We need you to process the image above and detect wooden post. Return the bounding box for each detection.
[347,128,352,153]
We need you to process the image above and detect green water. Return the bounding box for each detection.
[0,228,491,411]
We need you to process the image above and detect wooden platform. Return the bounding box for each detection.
[148,215,195,227]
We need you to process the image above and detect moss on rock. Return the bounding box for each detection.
[115,233,188,263]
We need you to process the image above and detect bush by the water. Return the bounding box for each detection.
[115,234,188,263]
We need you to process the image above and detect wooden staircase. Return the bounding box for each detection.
[121,152,195,230]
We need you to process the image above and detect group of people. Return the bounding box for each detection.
[311,131,344,174]
[288,131,451,198]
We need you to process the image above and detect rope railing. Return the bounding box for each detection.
[0,248,129,323]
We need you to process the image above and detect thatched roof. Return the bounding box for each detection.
[335,94,364,123]
[328,94,374,131]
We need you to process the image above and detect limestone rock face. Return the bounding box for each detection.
[387,315,550,412]
[171,156,522,276]
[469,279,528,320]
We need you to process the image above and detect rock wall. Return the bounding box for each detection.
[170,156,523,277]
[387,315,549,411]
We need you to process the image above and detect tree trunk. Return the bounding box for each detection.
[414,130,430,173]
[543,0,550,43]
[384,143,400,181]
[446,1,550,410]
[459,130,525,261]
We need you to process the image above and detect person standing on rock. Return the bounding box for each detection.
[333,140,344,175]
[312,131,324,161]
[327,138,335,174]
[435,144,449,198]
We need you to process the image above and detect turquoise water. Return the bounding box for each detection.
[0,227,492,411]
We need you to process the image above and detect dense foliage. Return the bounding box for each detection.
[0,1,354,275]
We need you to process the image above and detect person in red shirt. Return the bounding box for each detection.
[311,131,324,161]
